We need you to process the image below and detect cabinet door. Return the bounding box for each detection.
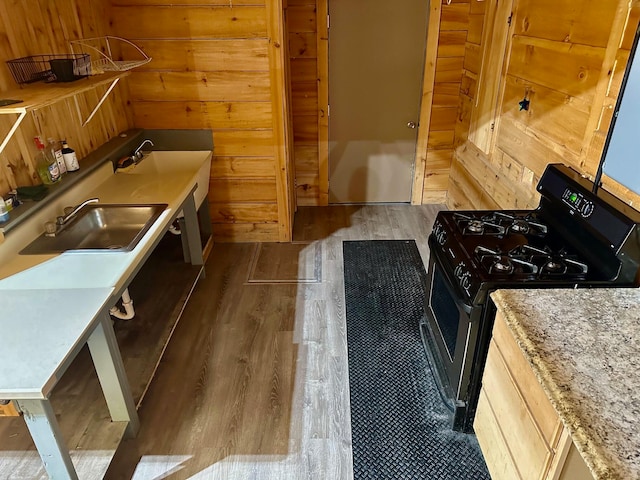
[475,388,521,479]
[474,310,563,480]
[479,340,553,479]
[492,311,561,446]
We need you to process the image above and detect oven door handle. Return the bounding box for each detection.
[429,243,474,315]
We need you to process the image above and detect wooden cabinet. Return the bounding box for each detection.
[474,310,594,480]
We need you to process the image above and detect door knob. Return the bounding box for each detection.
[407,121,417,129]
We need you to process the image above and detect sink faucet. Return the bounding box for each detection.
[57,198,100,227]
[46,197,99,237]
[133,139,154,161]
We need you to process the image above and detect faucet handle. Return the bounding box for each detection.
[44,221,57,236]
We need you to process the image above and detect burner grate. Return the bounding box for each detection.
[453,213,505,236]
[475,246,538,277]
[509,244,588,279]
[474,244,589,280]
[486,212,548,236]
[453,212,549,237]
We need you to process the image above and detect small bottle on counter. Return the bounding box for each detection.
[48,138,66,176]
[61,140,79,172]
[34,136,60,184]
[0,196,9,223]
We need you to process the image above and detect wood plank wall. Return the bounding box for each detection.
[0,0,132,198]
[110,0,292,242]
[417,0,471,204]
[447,0,640,210]
[288,0,321,206]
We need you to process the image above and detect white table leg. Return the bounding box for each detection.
[179,193,204,266]
[14,399,78,480]
[87,312,140,437]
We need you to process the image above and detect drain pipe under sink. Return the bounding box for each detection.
[168,218,182,235]
[109,288,135,320]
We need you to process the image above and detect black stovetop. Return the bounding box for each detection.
[429,165,640,305]
[451,211,593,281]
[430,209,617,305]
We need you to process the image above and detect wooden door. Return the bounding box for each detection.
[328,0,429,203]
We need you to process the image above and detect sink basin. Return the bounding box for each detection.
[116,151,211,210]
[20,204,167,255]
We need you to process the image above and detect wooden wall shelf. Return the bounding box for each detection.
[0,71,129,113]
[0,71,130,154]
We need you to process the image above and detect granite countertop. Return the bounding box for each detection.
[491,288,640,480]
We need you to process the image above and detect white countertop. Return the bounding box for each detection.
[0,288,114,399]
[0,150,211,399]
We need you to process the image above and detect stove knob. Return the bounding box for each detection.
[435,227,447,245]
[580,201,594,218]
[454,263,465,278]
[460,272,471,291]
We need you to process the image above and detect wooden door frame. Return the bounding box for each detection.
[317,0,330,205]
[268,0,295,240]
[316,0,438,206]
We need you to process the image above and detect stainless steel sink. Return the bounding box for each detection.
[20,204,167,255]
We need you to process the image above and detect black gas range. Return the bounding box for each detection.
[421,163,640,432]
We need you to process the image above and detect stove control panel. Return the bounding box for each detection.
[562,188,595,218]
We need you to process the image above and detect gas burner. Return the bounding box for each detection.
[509,245,589,279]
[454,213,505,236]
[542,260,566,275]
[475,246,538,276]
[468,220,485,233]
[492,258,514,274]
[487,212,549,236]
[540,257,589,278]
[511,220,530,234]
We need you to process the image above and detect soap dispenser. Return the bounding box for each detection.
[61,140,80,172]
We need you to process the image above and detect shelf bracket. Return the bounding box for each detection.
[0,110,27,156]
[75,77,121,127]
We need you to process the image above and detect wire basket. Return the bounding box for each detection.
[70,36,151,74]
[6,54,91,85]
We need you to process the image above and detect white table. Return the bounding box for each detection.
[0,288,139,479]
[0,150,210,479]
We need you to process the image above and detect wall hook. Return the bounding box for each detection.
[518,97,530,111]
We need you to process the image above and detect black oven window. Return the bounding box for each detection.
[431,267,460,360]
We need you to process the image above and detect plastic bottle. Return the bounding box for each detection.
[61,140,79,172]
[0,196,8,223]
[33,136,60,184]
[48,138,66,175]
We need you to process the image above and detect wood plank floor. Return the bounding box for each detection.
[0,204,441,479]
[104,204,442,480]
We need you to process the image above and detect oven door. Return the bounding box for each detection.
[421,247,483,429]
